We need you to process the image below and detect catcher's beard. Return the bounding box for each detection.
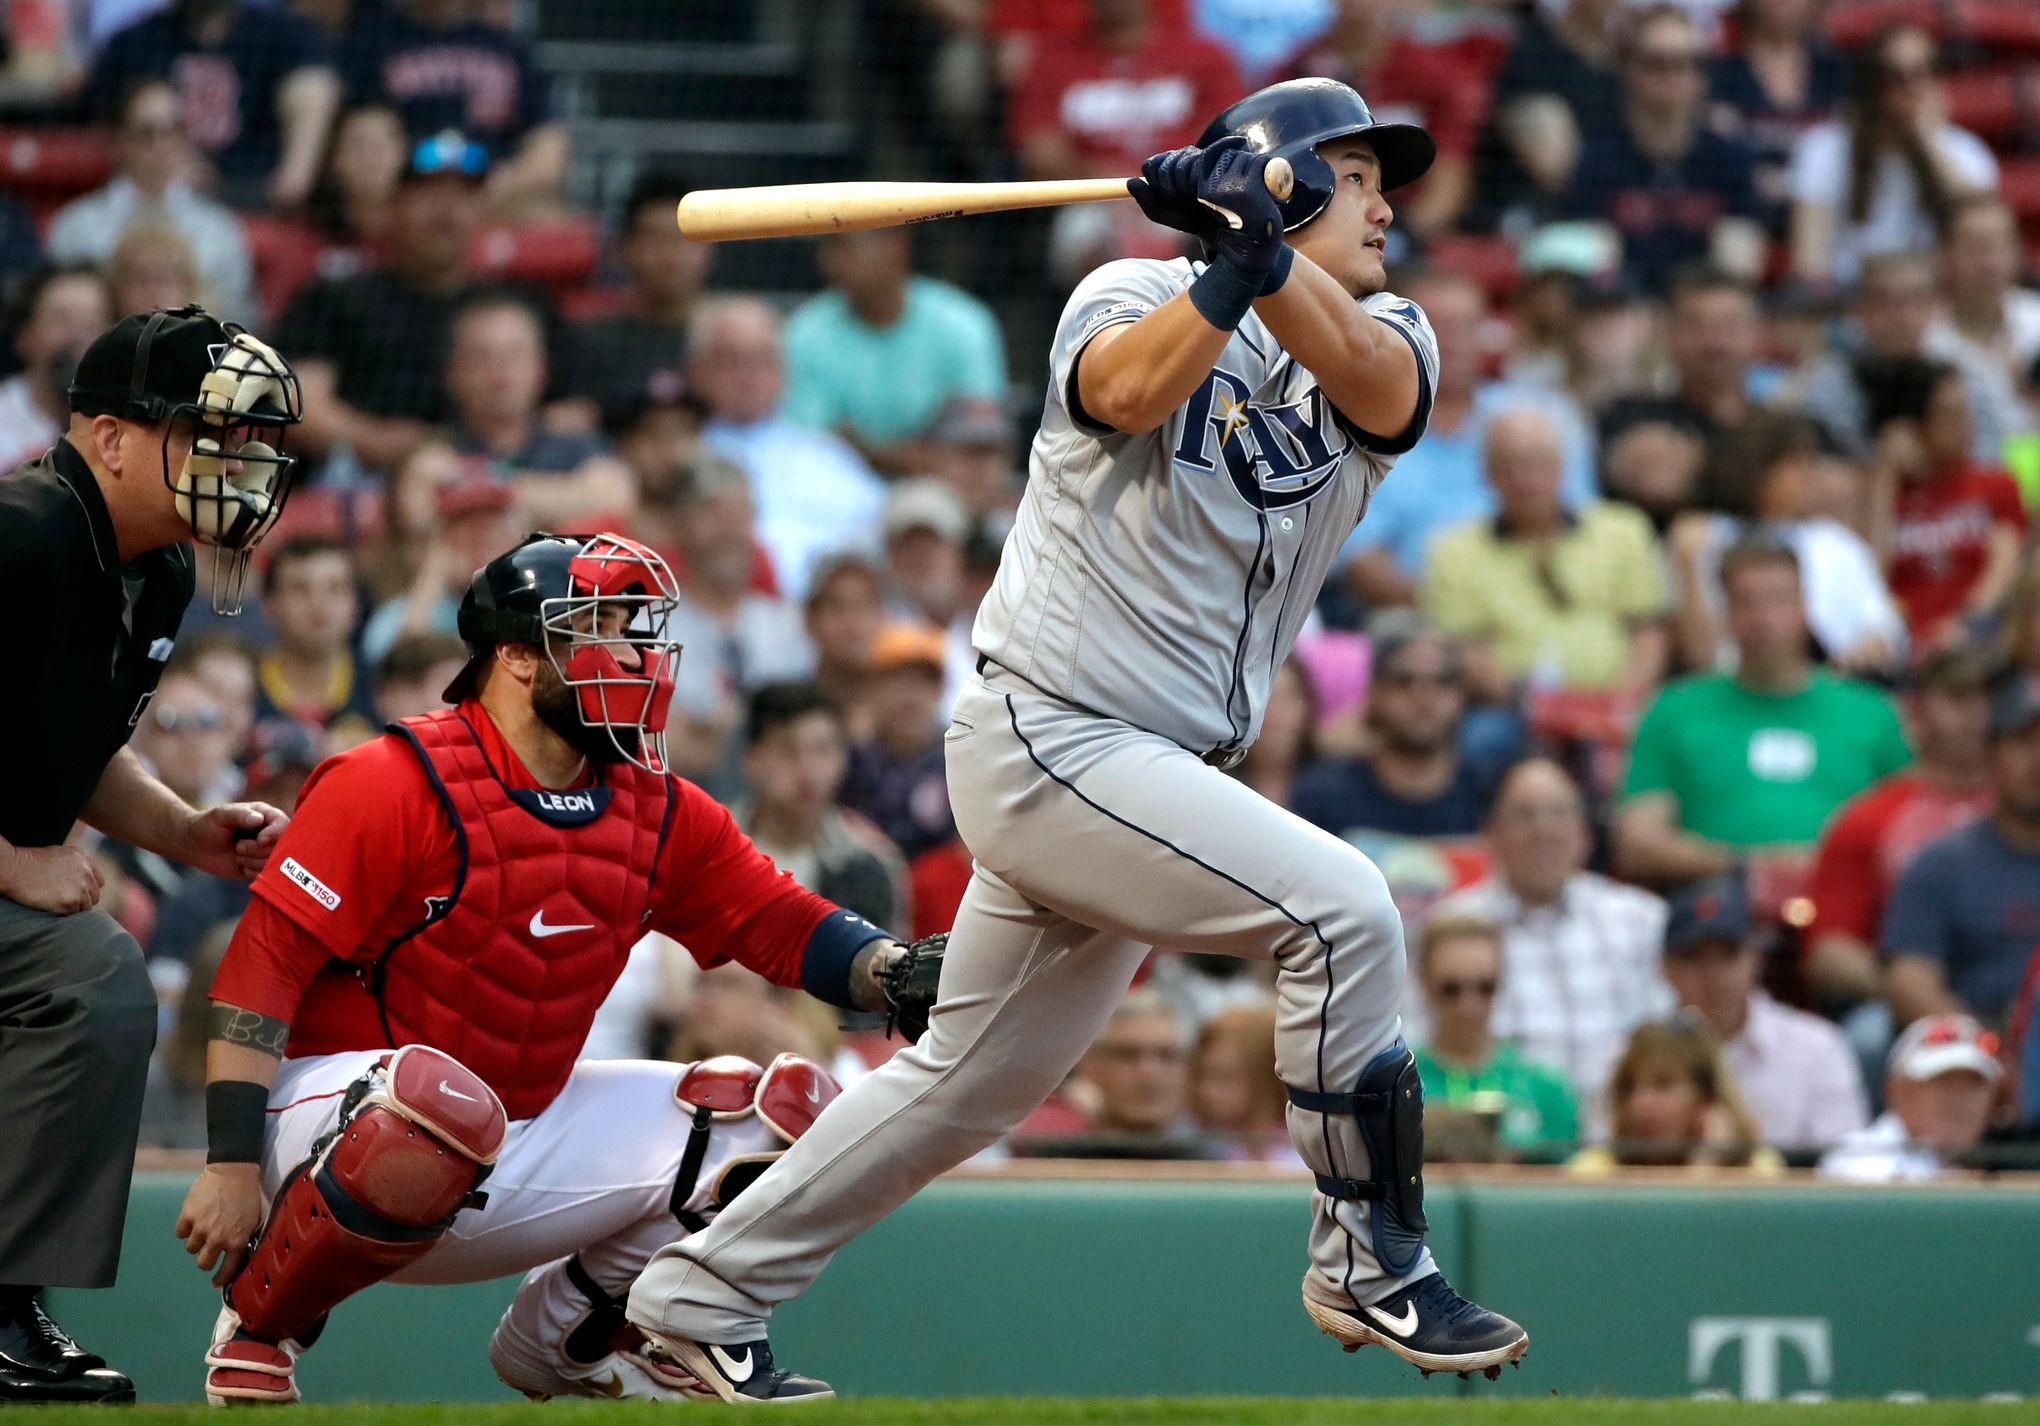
[529,653,638,767]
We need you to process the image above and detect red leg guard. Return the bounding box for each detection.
[226,1047,507,1346]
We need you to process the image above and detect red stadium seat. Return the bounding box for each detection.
[1826,0,1937,50]
[2001,156,2040,219]
[240,213,326,324]
[558,284,633,322]
[1941,65,2033,138]
[1441,28,1511,87]
[1427,233,1517,300]
[1829,0,2040,55]
[0,127,113,203]
[1956,0,2040,57]
[471,217,599,291]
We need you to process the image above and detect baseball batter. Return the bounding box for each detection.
[628,79,1530,1399]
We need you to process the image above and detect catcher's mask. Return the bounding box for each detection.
[68,304,303,615]
[445,531,682,776]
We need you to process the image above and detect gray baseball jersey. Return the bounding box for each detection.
[973,256,1439,756]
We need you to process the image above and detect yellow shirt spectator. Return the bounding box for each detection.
[1421,499,1667,691]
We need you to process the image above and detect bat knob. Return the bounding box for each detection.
[1263,157,1294,202]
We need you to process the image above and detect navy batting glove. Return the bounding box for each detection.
[1127,144,1225,239]
[1200,143,1285,279]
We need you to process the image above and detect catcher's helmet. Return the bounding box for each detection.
[1198,78,1436,231]
[444,531,682,774]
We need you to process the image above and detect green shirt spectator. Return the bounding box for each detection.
[1616,533,1913,890]
[783,231,1006,462]
[1414,1043,1580,1158]
[1412,909,1580,1162]
[1621,671,1911,847]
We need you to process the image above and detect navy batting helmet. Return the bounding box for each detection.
[1197,79,1436,231]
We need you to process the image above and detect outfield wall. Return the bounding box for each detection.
[52,1168,2040,1403]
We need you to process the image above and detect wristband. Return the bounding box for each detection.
[800,908,891,1011]
[1188,256,1263,333]
[1258,243,1294,297]
[206,1080,270,1164]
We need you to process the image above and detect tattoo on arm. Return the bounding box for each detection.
[848,941,896,1014]
[209,1003,291,1059]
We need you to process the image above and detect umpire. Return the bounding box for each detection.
[0,305,302,1402]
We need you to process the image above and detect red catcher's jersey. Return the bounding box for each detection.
[221,701,840,1118]
[302,708,670,1117]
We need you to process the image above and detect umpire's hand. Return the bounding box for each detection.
[0,844,103,913]
[182,802,289,881]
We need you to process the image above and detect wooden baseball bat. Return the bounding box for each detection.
[677,157,1294,243]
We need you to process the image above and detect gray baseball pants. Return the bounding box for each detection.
[0,899,157,1289]
[629,667,1433,1343]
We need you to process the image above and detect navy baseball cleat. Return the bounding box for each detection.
[636,1332,835,1404]
[1304,1270,1529,1379]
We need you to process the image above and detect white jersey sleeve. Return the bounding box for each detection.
[1048,259,1194,406]
[1342,291,1440,457]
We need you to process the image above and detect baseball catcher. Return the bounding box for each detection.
[174,531,939,1403]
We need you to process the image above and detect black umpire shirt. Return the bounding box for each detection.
[0,438,195,850]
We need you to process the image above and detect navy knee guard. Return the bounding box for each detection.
[1286,1040,1429,1277]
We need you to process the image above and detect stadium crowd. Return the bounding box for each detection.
[4,0,2040,1179]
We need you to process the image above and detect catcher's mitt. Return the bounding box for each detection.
[876,933,945,1041]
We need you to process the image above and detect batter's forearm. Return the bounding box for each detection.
[1075,294,1234,434]
[1252,251,1417,436]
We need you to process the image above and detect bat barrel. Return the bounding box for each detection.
[678,179,1132,242]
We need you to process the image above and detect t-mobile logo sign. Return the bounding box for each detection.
[1689,1317,1831,1400]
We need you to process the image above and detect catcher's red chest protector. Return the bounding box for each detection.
[364,708,673,1119]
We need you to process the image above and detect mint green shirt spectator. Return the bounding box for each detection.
[783,276,1006,447]
[1620,671,1911,849]
[1413,1044,1579,1158]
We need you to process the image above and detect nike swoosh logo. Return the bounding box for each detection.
[805,1082,820,1103]
[1365,1302,1420,1339]
[708,1345,753,1383]
[530,909,597,939]
[439,1080,478,1103]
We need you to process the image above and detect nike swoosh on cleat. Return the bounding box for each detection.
[1364,1302,1420,1339]
[439,1080,478,1102]
[708,1345,754,1383]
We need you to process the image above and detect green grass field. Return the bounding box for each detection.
[3,1400,2030,1425]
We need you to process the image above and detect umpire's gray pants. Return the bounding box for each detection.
[0,898,157,1289]
[629,669,1433,1343]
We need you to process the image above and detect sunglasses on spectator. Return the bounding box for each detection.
[152,705,225,733]
[1433,978,1499,1000]
[1882,61,1935,83]
[1378,669,1457,690]
[124,119,180,140]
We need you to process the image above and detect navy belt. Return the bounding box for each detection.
[974,654,1243,770]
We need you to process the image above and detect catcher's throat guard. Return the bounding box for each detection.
[219,1047,506,1356]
